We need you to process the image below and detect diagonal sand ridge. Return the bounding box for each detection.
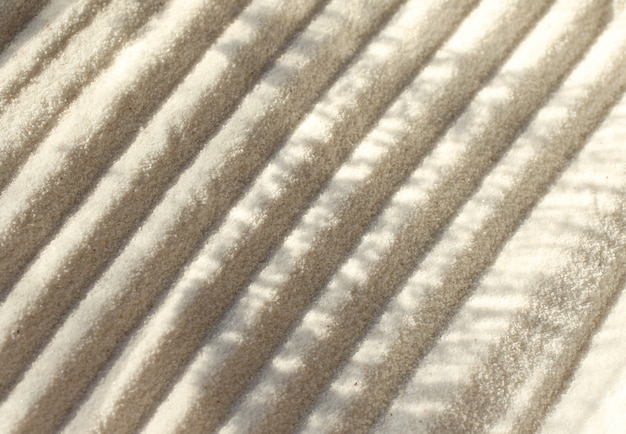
[0,0,624,432]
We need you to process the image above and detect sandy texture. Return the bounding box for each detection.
[0,0,624,433]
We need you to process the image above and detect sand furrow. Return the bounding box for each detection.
[136,1,557,432]
[0,0,48,52]
[0,0,167,190]
[372,16,626,432]
[0,0,112,113]
[0,1,623,432]
[63,1,480,432]
[0,0,324,404]
[540,277,626,434]
[0,0,249,294]
[225,1,613,432]
[0,0,405,432]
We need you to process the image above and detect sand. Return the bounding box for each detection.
[0,0,624,432]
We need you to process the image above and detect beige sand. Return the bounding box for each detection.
[0,0,625,432]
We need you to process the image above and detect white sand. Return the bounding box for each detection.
[0,0,624,433]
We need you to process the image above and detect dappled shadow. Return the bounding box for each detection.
[423,102,626,433]
[0,0,255,410]
[44,0,420,431]
[378,39,626,432]
[539,274,626,433]
[297,1,623,431]
[0,0,251,298]
[218,1,588,432]
[1,0,624,432]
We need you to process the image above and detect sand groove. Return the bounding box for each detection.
[0,0,624,433]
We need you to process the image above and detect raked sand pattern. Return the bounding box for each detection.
[0,0,625,433]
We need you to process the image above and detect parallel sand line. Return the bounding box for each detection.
[0,0,405,432]
[0,0,48,52]
[540,278,626,434]
[439,75,626,434]
[377,130,626,433]
[488,250,626,433]
[428,118,626,434]
[537,91,626,433]
[370,18,626,433]
[1,2,623,433]
[0,0,249,294]
[0,0,112,112]
[0,0,325,401]
[140,1,556,432]
[64,0,481,432]
[0,0,168,190]
[320,15,624,432]
[224,1,612,432]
